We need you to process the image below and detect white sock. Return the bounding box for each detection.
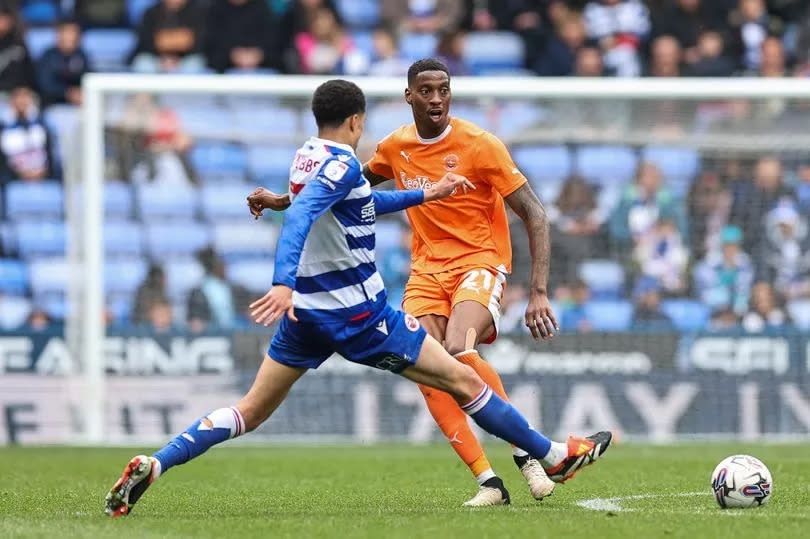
[540,441,569,469]
[512,447,529,458]
[151,457,162,479]
[475,468,496,485]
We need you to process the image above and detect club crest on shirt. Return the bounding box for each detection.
[443,153,460,171]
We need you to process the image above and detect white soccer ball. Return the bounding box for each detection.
[711,455,773,508]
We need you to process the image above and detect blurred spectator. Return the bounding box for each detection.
[547,175,605,283]
[556,278,593,333]
[0,3,36,92]
[688,169,732,260]
[583,0,651,77]
[650,0,725,62]
[26,308,54,332]
[533,12,587,76]
[742,282,789,332]
[633,217,689,295]
[187,247,251,332]
[278,0,340,70]
[796,162,810,214]
[206,0,282,73]
[498,280,530,335]
[730,156,796,253]
[728,0,783,71]
[469,0,546,67]
[132,264,169,325]
[435,30,467,75]
[294,7,368,74]
[631,275,674,330]
[609,161,687,249]
[646,34,682,76]
[367,26,411,76]
[147,299,176,334]
[757,35,787,77]
[575,45,604,75]
[694,225,754,318]
[794,5,810,73]
[36,19,90,107]
[686,29,736,76]
[116,93,197,185]
[130,0,206,73]
[755,203,810,299]
[74,0,127,27]
[0,86,54,183]
[382,0,464,35]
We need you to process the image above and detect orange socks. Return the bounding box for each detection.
[454,350,509,402]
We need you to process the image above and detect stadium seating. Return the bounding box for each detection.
[495,102,545,138]
[0,295,32,330]
[24,27,55,60]
[144,222,211,260]
[584,300,634,331]
[164,257,205,300]
[374,221,404,252]
[227,259,274,293]
[136,183,199,221]
[0,258,28,295]
[211,222,278,258]
[400,33,439,61]
[20,0,59,25]
[659,299,710,332]
[28,257,68,297]
[578,259,625,299]
[336,0,380,28]
[128,0,159,26]
[104,220,144,257]
[350,31,375,59]
[190,142,249,181]
[512,145,572,183]
[641,146,700,196]
[366,102,415,140]
[247,145,298,183]
[81,29,137,72]
[787,300,810,330]
[177,107,235,139]
[451,104,492,132]
[105,258,148,295]
[234,105,298,139]
[5,181,64,220]
[200,183,256,221]
[463,32,525,74]
[15,221,66,257]
[104,182,134,217]
[575,145,638,186]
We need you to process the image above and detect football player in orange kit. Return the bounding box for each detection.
[248,61,613,506]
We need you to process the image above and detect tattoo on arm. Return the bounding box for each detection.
[505,183,550,295]
[363,164,393,186]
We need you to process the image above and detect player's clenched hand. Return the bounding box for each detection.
[247,187,291,219]
[425,172,476,202]
[250,285,298,326]
[525,292,559,341]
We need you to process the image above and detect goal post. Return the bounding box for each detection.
[76,74,810,445]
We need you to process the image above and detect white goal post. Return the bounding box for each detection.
[78,74,810,444]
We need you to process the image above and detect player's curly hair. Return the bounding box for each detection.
[407,58,450,86]
[311,79,366,129]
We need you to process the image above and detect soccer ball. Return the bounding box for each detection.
[711,455,773,508]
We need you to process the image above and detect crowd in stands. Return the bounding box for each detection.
[3,0,810,335]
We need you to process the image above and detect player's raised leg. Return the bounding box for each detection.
[104,355,306,517]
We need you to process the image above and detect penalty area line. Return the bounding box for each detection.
[576,491,707,512]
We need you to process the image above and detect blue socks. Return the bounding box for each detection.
[461,386,552,459]
[153,407,245,476]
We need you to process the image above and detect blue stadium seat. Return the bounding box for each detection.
[787,300,810,330]
[128,0,158,25]
[512,145,572,184]
[107,292,134,323]
[247,145,297,182]
[367,102,412,140]
[495,102,546,138]
[104,181,133,217]
[136,183,199,220]
[227,259,274,293]
[464,32,525,74]
[0,258,28,294]
[177,107,234,138]
[450,104,492,131]
[29,257,68,296]
[374,221,404,252]
[15,221,66,257]
[200,183,256,221]
[0,295,32,330]
[350,31,375,58]
[164,258,205,300]
[82,29,137,71]
[145,222,210,260]
[659,299,710,332]
[234,105,297,138]
[400,33,438,61]
[5,181,64,220]
[105,258,148,294]
[37,293,67,319]
[21,0,59,25]
[25,27,55,60]
[190,142,248,181]
[584,300,634,332]
[575,145,638,186]
[212,222,278,257]
[104,220,144,257]
[43,105,79,169]
[336,0,380,27]
[641,146,700,196]
[578,259,625,299]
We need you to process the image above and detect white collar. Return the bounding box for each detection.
[310,136,356,156]
[416,121,453,145]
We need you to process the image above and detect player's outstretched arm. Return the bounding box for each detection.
[247,187,291,218]
[505,183,559,340]
[373,172,475,215]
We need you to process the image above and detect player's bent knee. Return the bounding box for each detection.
[447,363,485,404]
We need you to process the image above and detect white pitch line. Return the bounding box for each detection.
[577,491,707,512]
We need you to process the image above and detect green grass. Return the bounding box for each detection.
[1,443,808,538]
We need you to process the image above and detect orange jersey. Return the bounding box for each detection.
[367,117,527,275]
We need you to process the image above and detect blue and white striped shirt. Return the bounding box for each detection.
[272,137,423,323]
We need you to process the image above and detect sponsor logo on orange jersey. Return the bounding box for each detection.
[443,153,460,171]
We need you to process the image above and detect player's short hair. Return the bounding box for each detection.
[407,58,450,86]
[311,80,366,129]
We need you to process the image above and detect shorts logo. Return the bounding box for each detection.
[404,314,420,332]
[443,154,459,171]
[374,354,409,372]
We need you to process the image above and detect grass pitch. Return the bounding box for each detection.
[1,443,808,538]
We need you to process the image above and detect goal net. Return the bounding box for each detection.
[4,75,810,445]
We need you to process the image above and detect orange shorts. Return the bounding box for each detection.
[402,266,507,344]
